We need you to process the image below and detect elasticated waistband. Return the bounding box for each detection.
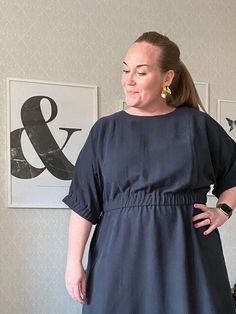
[103,191,207,212]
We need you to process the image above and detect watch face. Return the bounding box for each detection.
[217,203,233,216]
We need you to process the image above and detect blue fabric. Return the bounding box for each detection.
[63,105,236,314]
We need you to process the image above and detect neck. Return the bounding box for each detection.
[125,103,176,116]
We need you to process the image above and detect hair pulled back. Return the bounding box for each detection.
[135,31,205,111]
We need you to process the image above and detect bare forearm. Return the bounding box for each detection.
[217,186,236,210]
[67,211,92,265]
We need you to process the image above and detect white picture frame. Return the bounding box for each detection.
[217,99,236,142]
[194,82,209,113]
[7,78,98,208]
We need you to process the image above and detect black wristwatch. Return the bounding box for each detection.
[216,203,233,218]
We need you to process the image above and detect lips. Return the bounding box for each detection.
[126,91,138,95]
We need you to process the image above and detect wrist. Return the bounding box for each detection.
[67,256,83,267]
[217,207,230,219]
[216,203,233,218]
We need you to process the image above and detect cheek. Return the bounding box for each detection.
[141,82,162,100]
[148,78,162,93]
[142,80,157,92]
[121,75,126,88]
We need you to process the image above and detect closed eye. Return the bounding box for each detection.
[122,70,129,74]
[137,72,146,76]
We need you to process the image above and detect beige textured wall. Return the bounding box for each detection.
[0,1,236,313]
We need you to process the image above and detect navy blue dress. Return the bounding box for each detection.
[63,105,236,314]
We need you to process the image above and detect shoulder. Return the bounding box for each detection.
[97,111,123,123]
[177,105,230,142]
[180,106,235,144]
[90,111,123,130]
[178,105,208,120]
[88,111,123,142]
[178,105,220,128]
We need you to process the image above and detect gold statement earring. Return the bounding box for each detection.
[161,86,171,99]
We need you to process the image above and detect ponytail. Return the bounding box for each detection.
[167,61,206,112]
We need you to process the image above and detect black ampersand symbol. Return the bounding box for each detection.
[11,96,81,180]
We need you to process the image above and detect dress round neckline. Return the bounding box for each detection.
[121,107,178,118]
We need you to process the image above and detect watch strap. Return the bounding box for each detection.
[216,203,233,218]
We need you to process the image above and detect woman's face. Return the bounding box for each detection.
[121,42,173,109]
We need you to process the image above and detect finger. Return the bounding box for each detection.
[81,277,87,299]
[79,279,87,304]
[194,203,208,211]
[193,218,211,228]
[192,212,209,222]
[203,224,216,236]
[72,284,86,304]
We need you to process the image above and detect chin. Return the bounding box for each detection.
[125,95,141,106]
[125,104,141,110]
[125,99,141,107]
[125,102,136,107]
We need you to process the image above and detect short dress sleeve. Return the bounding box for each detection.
[206,114,236,198]
[62,123,103,225]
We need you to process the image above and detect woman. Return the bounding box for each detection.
[63,32,236,313]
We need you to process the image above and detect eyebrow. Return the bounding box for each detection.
[123,62,150,68]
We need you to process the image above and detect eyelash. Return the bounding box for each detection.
[122,70,146,76]
[137,72,146,76]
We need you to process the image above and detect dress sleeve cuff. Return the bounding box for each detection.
[62,194,101,225]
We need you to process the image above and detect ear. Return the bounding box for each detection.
[164,70,175,86]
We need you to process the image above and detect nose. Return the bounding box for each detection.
[127,72,136,86]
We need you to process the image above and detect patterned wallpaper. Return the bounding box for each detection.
[0,1,236,313]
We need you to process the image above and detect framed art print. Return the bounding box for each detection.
[194,82,209,113]
[7,78,98,208]
[217,99,236,142]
